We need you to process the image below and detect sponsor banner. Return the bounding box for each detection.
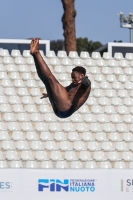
[0,169,132,200]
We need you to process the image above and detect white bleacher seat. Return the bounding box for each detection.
[57,51,67,58]
[93,88,104,97]
[124,67,133,75]
[100,161,112,169]
[109,132,121,142]
[26,131,38,140]
[50,151,63,161]
[78,105,90,113]
[25,104,37,113]
[3,113,16,122]
[35,151,48,161]
[6,151,19,160]
[62,58,72,65]
[103,52,112,60]
[54,65,65,73]
[14,79,25,88]
[30,113,43,122]
[91,105,103,114]
[116,141,128,151]
[68,132,80,141]
[26,161,38,168]
[2,141,15,150]
[40,132,52,141]
[119,59,128,67]
[95,74,105,82]
[97,59,106,67]
[10,161,23,168]
[35,123,48,132]
[76,123,88,132]
[93,151,106,161]
[45,141,58,150]
[108,151,120,161]
[23,50,32,57]
[62,123,75,132]
[80,51,90,59]
[71,161,83,169]
[41,161,53,168]
[102,141,114,151]
[110,114,122,123]
[122,151,133,161]
[122,132,133,141]
[90,66,100,74]
[0,131,10,140]
[102,66,112,75]
[107,74,116,82]
[50,57,60,65]
[91,52,101,59]
[59,141,72,151]
[0,49,9,57]
[0,151,4,160]
[22,96,34,105]
[3,56,14,64]
[21,122,34,132]
[46,51,56,58]
[22,72,33,80]
[79,151,92,161]
[0,64,6,71]
[0,71,8,79]
[65,151,77,161]
[49,122,62,132]
[85,161,97,169]
[16,141,30,150]
[0,95,8,104]
[116,123,128,133]
[15,57,25,65]
[73,58,84,65]
[9,95,21,104]
[69,51,78,58]
[13,104,25,113]
[17,112,30,122]
[74,141,86,151]
[129,162,133,169]
[18,65,29,73]
[100,81,111,89]
[26,57,34,65]
[125,53,133,60]
[81,132,94,141]
[114,161,126,169]
[0,161,8,168]
[21,151,34,161]
[31,141,44,150]
[87,141,101,151]
[7,122,20,131]
[85,58,94,66]
[0,122,7,131]
[11,50,21,57]
[103,123,116,132]
[70,113,83,122]
[56,161,68,168]
[6,64,17,72]
[12,131,25,141]
[119,74,128,83]
[95,132,107,142]
[54,132,66,141]
[114,53,123,60]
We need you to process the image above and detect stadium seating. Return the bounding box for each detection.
[0,50,133,168]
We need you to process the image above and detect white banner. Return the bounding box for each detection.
[0,169,133,200]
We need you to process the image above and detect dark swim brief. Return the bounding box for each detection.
[55,104,75,118]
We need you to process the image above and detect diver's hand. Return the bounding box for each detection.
[40,93,48,99]
[81,76,91,87]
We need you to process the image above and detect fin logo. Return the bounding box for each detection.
[38,179,69,192]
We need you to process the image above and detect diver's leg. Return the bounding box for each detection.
[30,38,72,111]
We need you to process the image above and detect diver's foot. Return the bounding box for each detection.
[30,38,39,54]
